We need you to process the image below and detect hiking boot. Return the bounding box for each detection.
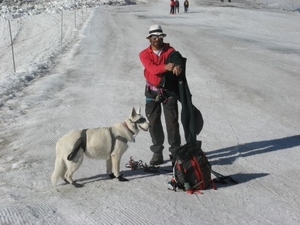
[150,153,164,165]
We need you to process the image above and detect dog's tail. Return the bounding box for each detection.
[51,156,66,185]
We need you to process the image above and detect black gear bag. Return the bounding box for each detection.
[170,141,214,192]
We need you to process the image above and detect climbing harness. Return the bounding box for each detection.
[146,82,169,103]
[67,126,129,161]
[125,156,160,173]
[67,129,87,161]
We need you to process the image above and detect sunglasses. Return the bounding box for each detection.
[150,35,164,40]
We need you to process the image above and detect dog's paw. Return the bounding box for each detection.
[64,179,70,184]
[117,175,129,182]
[72,181,84,188]
[109,173,116,179]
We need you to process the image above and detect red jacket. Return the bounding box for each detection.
[139,43,175,87]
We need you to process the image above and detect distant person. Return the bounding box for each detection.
[170,0,175,14]
[139,25,183,165]
[175,0,180,13]
[184,0,189,13]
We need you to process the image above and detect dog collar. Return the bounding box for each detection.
[123,122,136,136]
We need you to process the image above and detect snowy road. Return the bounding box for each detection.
[1,0,300,224]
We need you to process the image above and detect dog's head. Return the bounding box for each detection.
[126,107,149,134]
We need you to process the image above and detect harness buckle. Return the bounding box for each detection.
[146,82,169,103]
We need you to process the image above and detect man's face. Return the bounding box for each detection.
[149,35,164,49]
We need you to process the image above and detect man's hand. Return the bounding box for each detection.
[165,63,175,71]
[172,65,182,76]
[165,63,182,76]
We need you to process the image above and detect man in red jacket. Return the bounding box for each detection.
[139,25,182,165]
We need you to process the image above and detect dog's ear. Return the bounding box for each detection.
[137,107,141,115]
[131,107,137,118]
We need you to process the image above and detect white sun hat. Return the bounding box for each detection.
[146,25,167,39]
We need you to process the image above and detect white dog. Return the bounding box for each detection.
[51,107,149,188]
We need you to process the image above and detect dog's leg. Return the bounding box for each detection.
[64,156,84,187]
[111,154,120,178]
[71,181,84,188]
[106,155,113,178]
[111,153,128,182]
[63,172,83,187]
[64,171,84,188]
[107,156,118,179]
[51,156,67,185]
[63,178,83,187]
[64,178,70,184]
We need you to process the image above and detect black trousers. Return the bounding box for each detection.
[145,89,181,155]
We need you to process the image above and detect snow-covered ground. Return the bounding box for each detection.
[1,0,300,224]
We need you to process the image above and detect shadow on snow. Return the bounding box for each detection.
[204,135,300,187]
[68,135,300,187]
[207,135,300,165]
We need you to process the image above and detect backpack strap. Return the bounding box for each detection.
[211,169,238,185]
[169,160,191,192]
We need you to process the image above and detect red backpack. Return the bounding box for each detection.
[169,141,214,193]
[169,141,238,194]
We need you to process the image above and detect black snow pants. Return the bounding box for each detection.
[145,87,181,156]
